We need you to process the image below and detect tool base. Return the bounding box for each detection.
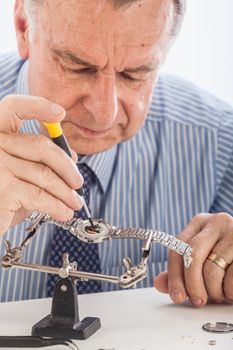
[32,315,101,340]
[31,277,101,340]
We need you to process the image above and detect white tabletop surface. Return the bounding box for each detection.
[0,287,233,350]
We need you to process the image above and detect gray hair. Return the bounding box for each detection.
[110,0,186,37]
[24,0,186,38]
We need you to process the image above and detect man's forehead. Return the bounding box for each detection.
[42,0,173,45]
[44,0,173,22]
[44,0,172,10]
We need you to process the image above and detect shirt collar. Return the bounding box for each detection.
[78,147,117,192]
[16,58,117,193]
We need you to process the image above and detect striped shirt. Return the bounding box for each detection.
[1,52,233,302]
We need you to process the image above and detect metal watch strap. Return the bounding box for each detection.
[1,212,193,288]
[26,212,192,266]
[109,227,192,257]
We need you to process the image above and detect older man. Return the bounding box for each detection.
[0,0,233,307]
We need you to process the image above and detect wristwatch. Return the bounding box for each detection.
[1,211,193,289]
[27,211,193,268]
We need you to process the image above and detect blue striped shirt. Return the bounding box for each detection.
[1,52,233,302]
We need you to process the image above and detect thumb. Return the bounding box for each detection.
[154,271,169,293]
[0,95,65,134]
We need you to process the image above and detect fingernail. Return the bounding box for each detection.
[215,299,224,304]
[73,191,83,207]
[76,170,84,183]
[171,290,184,303]
[51,103,64,116]
[190,297,203,306]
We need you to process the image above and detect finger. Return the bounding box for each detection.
[0,167,31,234]
[203,259,225,302]
[154,271,169,293]
[184,214,232,307]
[0,95,65,134]
[0,133,83,190]
[4,176,77,222]
[204,233,233,301]
[167,214,212,305]
[3,151,83,211]
[224,262,233,301]
[10,207,31,228]
[168,252,187,304]
[0,205,30,235]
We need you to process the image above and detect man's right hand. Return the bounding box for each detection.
[0,95,84,236]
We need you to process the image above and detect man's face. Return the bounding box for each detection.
[20,0,173,155]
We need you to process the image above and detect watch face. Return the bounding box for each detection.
[202,322,233,333]
[75,219,112,243]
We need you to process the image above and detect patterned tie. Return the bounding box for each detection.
[47,163,102,297]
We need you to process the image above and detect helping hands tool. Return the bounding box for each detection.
[2,212,193,288]
[0,125,193,340]
[43,122,95,229]
[1,212,193,340]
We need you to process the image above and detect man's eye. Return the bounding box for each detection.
[67,67,97,75]
[120,72,141,82]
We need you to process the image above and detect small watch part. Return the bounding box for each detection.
[208,340,216,346]
[202,322,233,333]
[85,224,101,234]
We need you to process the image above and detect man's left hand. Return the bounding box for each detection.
[154,213,233,307]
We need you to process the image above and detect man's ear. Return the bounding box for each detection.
[14,0,30,59]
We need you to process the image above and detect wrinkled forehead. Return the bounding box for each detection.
[38,0,173,48]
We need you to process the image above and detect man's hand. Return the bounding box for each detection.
[0,95,83,235]
[154,213,233,307]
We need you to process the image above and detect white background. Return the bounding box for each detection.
[0,0,233,106]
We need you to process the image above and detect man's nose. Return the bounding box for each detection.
[82,74,118,126]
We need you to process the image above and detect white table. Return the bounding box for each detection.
[0,288,233,350]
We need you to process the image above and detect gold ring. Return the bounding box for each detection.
[207,253,229,271]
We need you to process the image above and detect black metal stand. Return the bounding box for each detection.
[31,278,101,340]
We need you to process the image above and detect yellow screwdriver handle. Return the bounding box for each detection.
[43,122,72,158]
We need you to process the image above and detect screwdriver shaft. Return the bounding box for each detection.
[43,122,95,229]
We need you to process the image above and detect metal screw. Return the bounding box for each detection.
[61,285,67,292]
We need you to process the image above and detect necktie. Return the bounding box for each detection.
[47,163,102,297]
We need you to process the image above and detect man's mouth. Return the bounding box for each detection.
[74,124,111,139]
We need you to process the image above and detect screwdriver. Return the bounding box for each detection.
[43,122,95,229]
